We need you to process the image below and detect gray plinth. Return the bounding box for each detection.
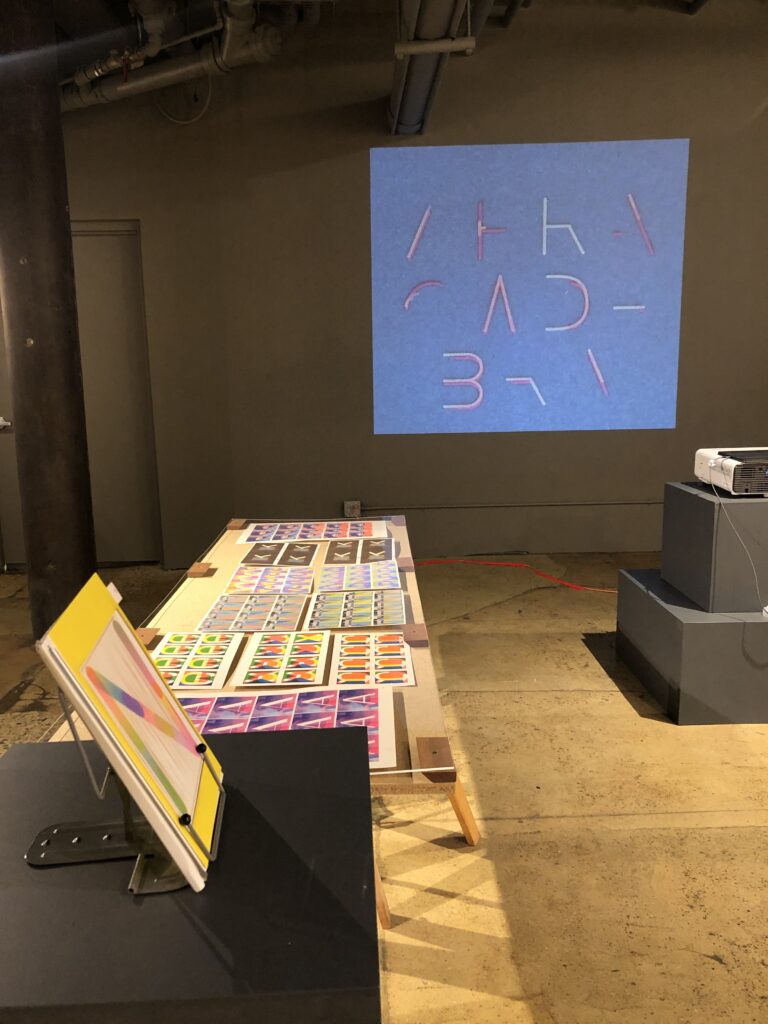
[617,568,768,725]
[0,732,380,1024]
[661,481,768,613]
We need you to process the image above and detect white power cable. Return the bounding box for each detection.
[707,457,767,614]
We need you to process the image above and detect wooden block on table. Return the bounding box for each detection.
[389,515,407,526]
[397,556,415,571]
[227,518,248,530]
[188,561,215,578]
[416,736,456,783]
[402,623,429,646]
[136,628,159,647]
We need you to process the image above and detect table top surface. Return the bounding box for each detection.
[141,517,454,785]
[0,731,379,1022]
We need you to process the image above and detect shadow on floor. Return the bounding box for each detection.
[581,631,671,723]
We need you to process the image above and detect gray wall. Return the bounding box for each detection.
[61,0,768,567]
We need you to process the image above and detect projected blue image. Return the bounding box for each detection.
[370,139,689,434]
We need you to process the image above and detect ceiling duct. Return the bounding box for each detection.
[388,0,472,135]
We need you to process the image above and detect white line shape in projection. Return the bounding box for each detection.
[613,304,646,311]
[542,197,586,256]
[587,348,609,396]
[442,352,484,411]
[506,376,546,407]
[545,274,590,332]
[403,280,443,310]
[406,205,432,260]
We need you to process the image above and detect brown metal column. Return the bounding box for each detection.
[0,0,96,637]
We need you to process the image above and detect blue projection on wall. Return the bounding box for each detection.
[370,140,689,434]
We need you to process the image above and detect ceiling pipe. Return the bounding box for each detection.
[132,0,176,57]
[60,0,281,111]
[470,0,496,38]
[389,0,469,134]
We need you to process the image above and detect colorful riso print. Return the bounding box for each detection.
[225,564,315,596]
[324,538,394,564]
[198,593,306,632]
[229,631,331,688]
[329,631,416,687]
[152,631,241,689]
[317,560,401,593]
[237,520,388,544]
[178,686,395,768]
[305,589,406,630]
[243,542,320,566]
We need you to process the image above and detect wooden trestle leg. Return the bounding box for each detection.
[448,775,480,846]
[374,857,392,929]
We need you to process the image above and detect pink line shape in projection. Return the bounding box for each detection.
[442,352,485,411]
[627,194,655,255]
[545,274,590,332]
[482,274,517,334]
[476,201,507,261]
[406,205,432,260]
[403,280,443,310]
[506,377,546,407]
[587,348,609,396]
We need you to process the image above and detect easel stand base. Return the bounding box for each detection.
[25,818,187,894]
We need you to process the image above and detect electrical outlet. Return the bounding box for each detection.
[343,500,361,518]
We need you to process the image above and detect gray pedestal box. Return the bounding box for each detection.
[661,481,768,613]
[617,569,768,725]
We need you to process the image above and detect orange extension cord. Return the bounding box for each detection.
[413,558,618,595]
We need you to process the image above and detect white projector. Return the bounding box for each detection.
[694,447,768,496]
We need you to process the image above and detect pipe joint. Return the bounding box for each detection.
[218,21,282,69]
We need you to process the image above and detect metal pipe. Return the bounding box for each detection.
[60,2,281,110]
[389,0,467,134]
[395,36,475,56]
[65,12,224,90]
[0,0,97,637]
[62,46,217,108]
[501,0,524,27]
[133,0,177,58]
[470,0,496,37]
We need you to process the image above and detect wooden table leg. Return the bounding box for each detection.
[374,858,392,930]
[448,775,480,846]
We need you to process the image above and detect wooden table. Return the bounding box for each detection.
[137,516,479,846]
[50,516,480,923]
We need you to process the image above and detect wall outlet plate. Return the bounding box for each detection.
[343,500,361,518]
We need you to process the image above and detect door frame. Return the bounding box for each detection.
[72,219,164,566]
[0,219,164,568]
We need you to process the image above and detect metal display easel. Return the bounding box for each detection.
[26,690,226,895]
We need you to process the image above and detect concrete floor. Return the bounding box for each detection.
[2,554,768,1023]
